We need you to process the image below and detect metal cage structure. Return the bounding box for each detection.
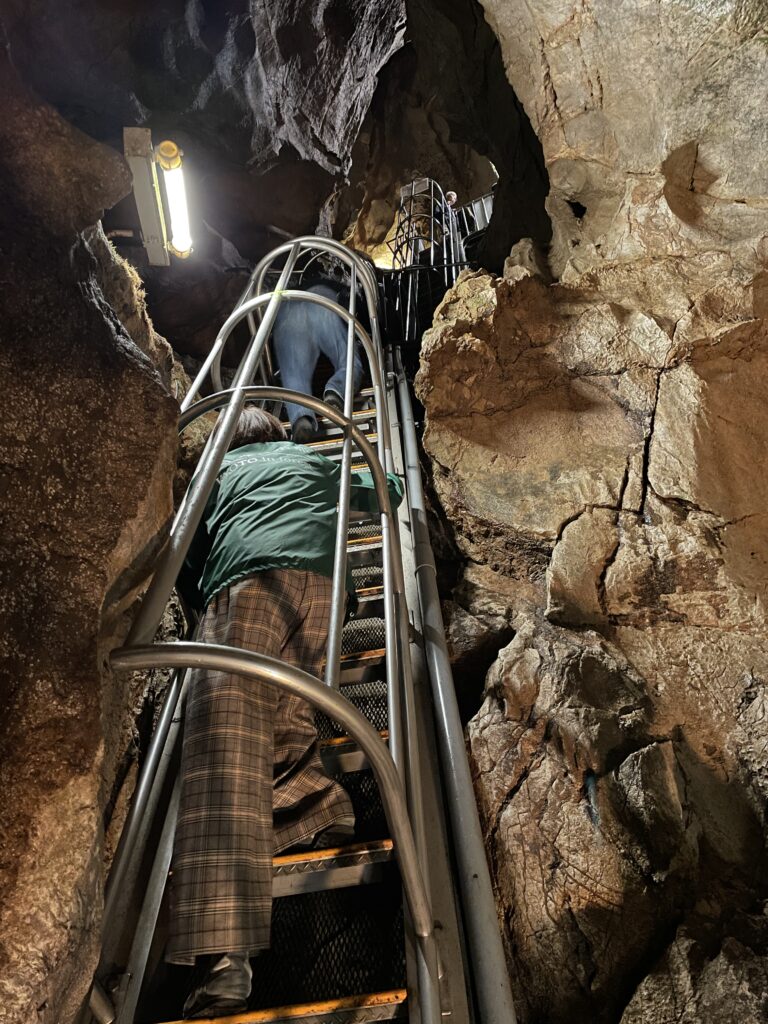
[80,235,516,1024]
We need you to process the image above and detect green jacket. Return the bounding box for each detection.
[177,440,404,613]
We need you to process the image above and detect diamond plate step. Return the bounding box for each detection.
[158,988,407,1024]
[341,617,385,657]
[272,840,394,897]
[309,432,379,457]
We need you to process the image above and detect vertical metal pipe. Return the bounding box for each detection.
[183,268,261,409]
[394,351,518,1024]
[129,244,301,645]
[324,267,357,689]
[114,775,181,1024]
[101,668,184,918]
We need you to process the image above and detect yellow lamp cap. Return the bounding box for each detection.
[156,140,182,171]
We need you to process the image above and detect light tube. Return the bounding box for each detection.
[156,140,193,258]
[162,165,192,256]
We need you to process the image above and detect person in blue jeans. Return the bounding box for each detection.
[271,281,365,443]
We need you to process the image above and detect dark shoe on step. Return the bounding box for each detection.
[292,416,316,444]
[183,953,252,1019]
[323,389,344,414]
[288,820,355,854]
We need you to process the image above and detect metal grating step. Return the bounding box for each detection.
[315,681,388,741]
[347,523,382,541]
[144,883,406,1022]
[272,840,394,898]
[341,617,386,656]
[333,769,387,842]
[352,565,384,590]
[247,883,405,1010]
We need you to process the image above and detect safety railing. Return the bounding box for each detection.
[389,177,465,285]
[454,189,495,238]
[385,178,468,349]
[87,239,442,1024]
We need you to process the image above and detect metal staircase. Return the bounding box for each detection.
[81,237,516,1024]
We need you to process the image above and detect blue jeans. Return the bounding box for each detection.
[271,283,365,429]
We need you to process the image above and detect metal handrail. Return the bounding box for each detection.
[111,643,442,1024]
[394,350,517,1024]
[128,244,303,647]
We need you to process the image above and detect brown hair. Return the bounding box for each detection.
[228,406,287,450]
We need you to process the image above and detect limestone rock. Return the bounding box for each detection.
[444,564,519,719]
[0,56,178,1023]
[86,224,176,386]
[546,507,618,626]
[417,180,767,1023]
[478,0,768,281]
[468,619,699,1022]
[415,269,663,575]
[336,0,549,270]
[621,917,768,1024]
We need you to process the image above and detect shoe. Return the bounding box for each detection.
[323,389,344,414]
[292,416,316,444]
[183,953,252,1019]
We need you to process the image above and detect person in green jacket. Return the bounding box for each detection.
[170,406,403,1019]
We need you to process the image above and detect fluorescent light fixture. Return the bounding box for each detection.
[123,128,170,266]
[156,140,193,258]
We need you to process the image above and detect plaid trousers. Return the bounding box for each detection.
[166,569,354,965]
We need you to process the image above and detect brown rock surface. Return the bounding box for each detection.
[620,914,768,1023]
[334,0,549,269]
[468,619,702,1022]
[478,0,768,280]
[417,5,768,1005]
[420,259,768,1019]
[0,56,178,1023]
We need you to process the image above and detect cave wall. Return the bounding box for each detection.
[334,0,551,270]
[3,0,407,362]
[1,0,766,1020]
[0,51,180,1022]
[416,2,768,1021]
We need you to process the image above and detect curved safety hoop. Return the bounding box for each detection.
[200,289,386,465]
[248,237,380,338]
[110,643,434,942]
[93,235,444,1024]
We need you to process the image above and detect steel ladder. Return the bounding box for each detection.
[82,237,516,1024]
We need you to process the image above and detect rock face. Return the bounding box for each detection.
[417,3,768,1019]
[477,0,768,281]
[421,265,768,1021]
[4,0,407,256]
[3,0,408,362]
[335,0,550,270]
[0,55,178,1024]
[620,915,768,1024]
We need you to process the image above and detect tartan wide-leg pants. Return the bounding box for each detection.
[166,569,354,965]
